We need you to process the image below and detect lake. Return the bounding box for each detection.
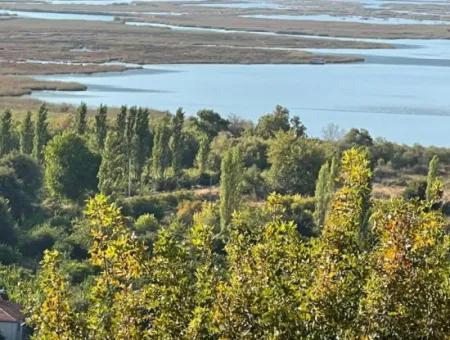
[30,63,450,146]
[5,4,450,146]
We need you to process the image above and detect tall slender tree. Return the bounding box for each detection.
[20,111,34,155]
[125,106,137,147]
[195,133,210,175]
[75,102,87,135]
[98,131,128,196]
[94,104,108,150]
[309,148,372,337]
[33,104,49,164]
[151,120,171,180]
[116,106,127,139]
[132,108,151,181]
[426,155,442,202]
[314,157,338,230]
[219,147,244,232]
[0,109,13,157]
[31,250,77,339]
[170,108,185,177]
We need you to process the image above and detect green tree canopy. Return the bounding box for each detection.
[75,102,88,135]
[33,104,49,164]
[19,111,34,155]
[267,131,326,195]
[44,132,100,200]
[0,109,13,157]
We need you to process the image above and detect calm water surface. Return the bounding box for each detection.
[243,14,450,25]
[30,63,450,146]
[6,1,450,145]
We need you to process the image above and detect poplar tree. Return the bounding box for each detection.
[31,250,77,339]
[314,157,338,230]
[219,147,244,231]
[116,106,127,139]
[126,106,137,147]
[94,104,107,150]
[169,108,184,176]
[195,133,209,174]
[85,194,147,338]
[20,111,34,155]
[132,107,151,181]
[309,148,372,337]
[314,162,331,229]
[151,120,171,180]
[75,102,87,135]
[98,131,128,196]
[33,104,49,164]
[425,155,442,202]
[0,109,13,157]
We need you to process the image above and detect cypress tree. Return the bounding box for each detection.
[0,109,13,157]
[132,108,151,181]
[20,111,34,155]
[169,108,184,177]
[94,104,108,150]
[98,131,128,196]
[219,146,243,232]
[151,121,171,180]
[75,102,87,135]
[33,104,49,164]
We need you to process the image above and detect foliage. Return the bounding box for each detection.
[425,155,442,203]
[94,104,107,150]
[151,120,171,181]
[313,157,338,230]
[195,132,210,175]
[195,109,229,139]
[33,104,49,164]
[75,102,87,135]
[0,109,13,157]
[30,250,78,339]
[0,197,16,245]
[44,132,100,200]
[20,111,34,155]
[169,108,184,177]
[308,147,372,337]
[85,194,148,338]
[0,153,42,201]
[98,131,128,196]
[1,103,450,339]
[267,130,326,195]
[361,199,450,338]
[219,146,243,232]
[132,107,151,182]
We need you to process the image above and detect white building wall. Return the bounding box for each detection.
[0,322,21,340]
